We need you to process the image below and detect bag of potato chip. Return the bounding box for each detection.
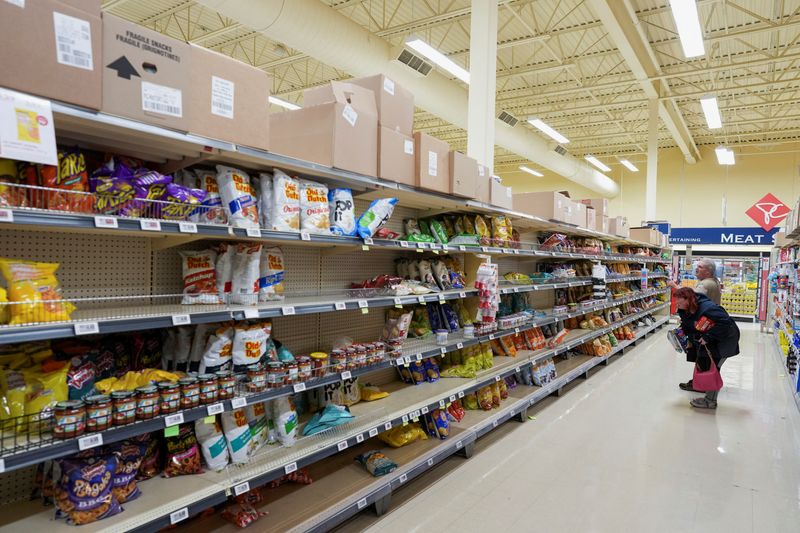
[0,259,76,324]
[215,165,259,229]
[328,188,356,236]
[258,247,285,302]
[179,250,220,305]
[271,170,300,232]
[299,180,330,234]
[230,244,262,305]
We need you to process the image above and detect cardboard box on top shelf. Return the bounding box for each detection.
[270,81,378,176]
[490,177,513,210]
[413,132,449,193]
[571,201,587,228]
[630,227,661,246]
[449,151,478,199]
[103,13,191,130]
[581,198,609,216]
[476,164,491,203]
[513,191,571,223]
[188,44,269,150]
[596,214,609,234]
[609,216,630,238]
[585,206,597,231]
[0,0,102,109]
[348,74,414,135]
[378,126,414,185]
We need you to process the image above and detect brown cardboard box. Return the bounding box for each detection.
[0,0,102,109]
[378,126,414,185]
[449,151,478,199]
[630,227,661,245]
[188,44,270,150]
[476,164,491,203]
[571,201,587,227]
[490,179,513,210]
[586,206,596,231]
[513,191,571,223]
[413,132,450,193]
[270,81,378,176]
[581,198,609,216]
[596,214,609,234]
[348,75,414,135]
[609,216,630,238]
[102,14,191,130]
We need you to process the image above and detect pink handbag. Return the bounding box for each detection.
[693,347,723,392]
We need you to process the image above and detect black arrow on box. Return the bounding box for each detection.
[107,56,140,80]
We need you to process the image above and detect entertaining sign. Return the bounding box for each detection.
[669,227,779,245]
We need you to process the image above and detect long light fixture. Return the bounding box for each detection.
[585,155,611,172]
[619,159,639,172]
[700,95,722,129]
[406,37,470,84]
[519,165,544,177]
[269,96,301,110]
[527,118,570,144]
[715,146,735,165]
[669,0,705,58]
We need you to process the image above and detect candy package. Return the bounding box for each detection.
[258,247,285,302]
[230,244,262,305]
[329,188,356,236]
[55,455,122,525]
[271,170,300,232]
[356,198,397,239]
[300,180,330,234]
[215,165,258,228]
[179,250,220,304]
[163,424,203,478]
[0,259,75,324]
[356,450,398,477]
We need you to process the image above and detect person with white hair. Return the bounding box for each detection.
[669,258,721,305]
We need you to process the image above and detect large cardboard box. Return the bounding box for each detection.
[188,44,270,150]
[585,206,596,231]
[609,216,630,238]
[103,14,191,130]
[378,126,414,185]
[348,75,414,135]
[596,215,609,234]
[271,81,378,176]
[631,227,661,245]
[476,164,491,203]
[581,198,609,216]
[0,0,102,109]
[571,201,587,227]
[514,191,571,223]
[490,179,513,210]
[449,151,478,199]
[413,132,449,193]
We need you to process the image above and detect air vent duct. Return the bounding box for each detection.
[395,49,433,76]
[497,110,518,127]
[554,145,568,156]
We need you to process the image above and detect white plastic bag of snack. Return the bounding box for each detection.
[178,169,198,189]
[215,165,259,229]
[189,323,214,366]
[271,170,300,232]
[215,242,235,303]
[357,198,397,239]
[328,188,356,236]
[272,396,298,448]
[246,401,269,453]
[193,169,227,225]
[179,249,220,304]
[195,417,230,471]
[232,324,268,368]
[299,180,330,235]
[258,247,285,302]
[221,408,254,463]
[258,172,273,230]
[199,325,234,373]
[230,243,262,305]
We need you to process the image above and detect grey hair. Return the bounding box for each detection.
[697,259,717,276]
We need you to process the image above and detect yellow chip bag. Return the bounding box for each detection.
[0,259,76,325]
[0,287,8,324]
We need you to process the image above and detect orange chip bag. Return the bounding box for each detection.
[0,259,75,324]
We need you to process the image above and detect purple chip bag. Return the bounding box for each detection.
[159,183,206,220]
[132,170,172,188]
[55,455,122,525]
[93,178,136,215]
[441,303,460,332]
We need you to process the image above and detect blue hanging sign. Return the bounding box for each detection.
[646,221,671,236]
[669,227,779,245]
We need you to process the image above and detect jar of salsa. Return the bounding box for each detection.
[310,352,328,378]
[157,382,180,414]
[54,400,85,439]
[373,341,386,363]
[179,377,200,409]
[198,374,219,404]
[247,364,267,392]
[345,348,357,371]
[216,371,235,400]
[296,356,312,381]
[330,349,346,373]
[84,394,112,431]
[111,391,136,426]
[285,362,298,384]
[355,345,368,367]
[135,386,160,420]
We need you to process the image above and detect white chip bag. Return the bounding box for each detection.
[199,325,234,373]
[299,180,330,234]
[215,165,259,229]
[258,247,285,302]
[357,198,397,239]
[232,324,267,368]
[328,188,355,236]
[230,243,262,305]
[195,418,230,471]
[221,408,254,463]
[258,172,273,230]
[271,170,300,232]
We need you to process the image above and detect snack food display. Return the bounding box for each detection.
[215,165,259,229]
[0,259,76,324]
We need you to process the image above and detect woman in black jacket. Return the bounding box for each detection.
[674,287,740,409]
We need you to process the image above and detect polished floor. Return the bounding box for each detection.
[341,324,800,533]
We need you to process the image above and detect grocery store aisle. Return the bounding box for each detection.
[344,324,800,533]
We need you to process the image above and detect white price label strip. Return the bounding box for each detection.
[78,434,103,451]
[402,415,409,424]
[207,403,224,416]
[140,219,161,231]
[458,391,465,398]
[178,222,197,233]
[233,482,250,496]
[0,209,13,223]
[459,245,466,251]
[384,421,393,430]
[358,300,368,309]
[393,297,403,306]
[363,237,374,245]
[165,413,184,427]
[399,474,408,484]
[293,383,306,393]
[94,216,118,228]
[356,434,364,443]
[0,459,4,474]
[449,395,456,403]
[337,440,348,451]
[74,322,99,336]
[459,291,466,298]
[285,462,297,474]
[357,498,368,510]
[300,230,311,241]
[427,458,434,466]
[335,301,347,310]
[246,228,260,237]
[417,296,426,304]
[400,241,410,248]
[421,406,429,414]
[495,375,502,382]
[369,428,379,438]
[170,508,189,525]
[456,342,463,349]
[243,308,259,319]
[439,400,446,408]
[341,371,352,380]
[172,314,190,326]
[231,397,247,409]
[456,441,463,450]
[493,419,499,428]
[282,306,295,316]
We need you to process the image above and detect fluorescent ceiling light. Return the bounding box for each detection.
[585,155,611,172]
[406,37,470,84]
[269,96,301,110]
[527,118,570,144]
[700,95,722,129]
[715,146,735,165]
[619,159,639,172]
[519,165,544,177]
[669,0,705,58]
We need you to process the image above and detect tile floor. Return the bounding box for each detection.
[341,324,800,533]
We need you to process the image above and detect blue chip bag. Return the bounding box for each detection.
[424,359,440,383]
[356,198,397,239]
[441,303,460,332]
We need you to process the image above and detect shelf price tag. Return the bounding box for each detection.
[394,357,404,366]
[233,481,250,496]
[369,428,379,438]
[170,508,189,525]
[421,406,429,414]
[284,462,298,474]
[488,334,495,340]
[165,413,184,427]
[399,473,408,484]
[337,440,349,451]
[178,222,197,233]
[0,209,13,223]
[207,403,224,416]
[140,219,161,231]
[246,228,261,237]
[78,433,103,451]
[513,249,520,255]
[94,216,118,228]
[231,397,247,409]
[458,391,465,399]
[356,434,365,443]
[172,314,191,326]
[357,498,368,510]
[456,441,463,450]
[0,459,5,473]
[401,415,409,425]
[293,383,306,393]
[493,419,499,428]
[400,241,410,248]
[384,421,393,430]
[456,342,463,349]
[458,245,466,251]
[300,230,311,241]
[495,375,502,382]
[243,308,259,319]
[439,347,446,354]
[335,301,347,310]
[481,246,489,252]
[358,300,369,309]
[427,458,434,467]
[515,367,521,373]
[439,400,446,408]
[363,237,374,245]
[449,395,456,403]
[438,295,446,304]
[458,291,467,298]
[74,322,99,336]
[393,297,403,308]
[514,327,520,333]
[341,371,352,380]
[281,306,296,316]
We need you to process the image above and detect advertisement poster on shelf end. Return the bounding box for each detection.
[0,87,57,166]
